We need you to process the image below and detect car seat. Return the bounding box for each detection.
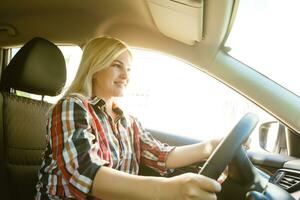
[0,37,66,200]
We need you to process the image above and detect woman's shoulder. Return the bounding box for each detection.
[55,94,88,110]
[126,114,142,126]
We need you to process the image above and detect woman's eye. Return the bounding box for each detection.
[112,64,121,68]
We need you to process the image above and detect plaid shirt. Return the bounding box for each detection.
[35,95,174,200]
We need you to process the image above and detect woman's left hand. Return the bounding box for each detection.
[206,137,251,184]
[217,167,228,184]
[205,138,222,157]
[207,136,251,155]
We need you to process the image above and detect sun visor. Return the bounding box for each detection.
[147,0,204,45]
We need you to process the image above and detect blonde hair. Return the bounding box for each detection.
[63,36,132,99]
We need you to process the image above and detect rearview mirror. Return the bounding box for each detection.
[259,121,287,154]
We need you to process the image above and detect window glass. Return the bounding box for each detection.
[10,46,275,151]
[119,49,275,151]
[225,0,300,96]
[59,46,82,88]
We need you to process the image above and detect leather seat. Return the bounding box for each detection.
[0,37,66,200]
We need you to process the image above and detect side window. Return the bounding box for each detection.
[8,46,276,151]
[119,49,276,151]
[10,46,82,103]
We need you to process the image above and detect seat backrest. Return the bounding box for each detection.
[0,37,66,200]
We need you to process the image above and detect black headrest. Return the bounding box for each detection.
[1,37,66,96]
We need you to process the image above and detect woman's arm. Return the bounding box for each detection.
[165,139,220,169]
[92,166,161,200]
[91,166,221,200]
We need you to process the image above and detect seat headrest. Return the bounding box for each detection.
[1,37,66,96]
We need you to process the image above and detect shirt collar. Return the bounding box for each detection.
[89,96,125,122]
[89,96,106,108]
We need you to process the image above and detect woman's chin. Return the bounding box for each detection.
[113,92,125,98]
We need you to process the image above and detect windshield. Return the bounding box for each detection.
[226,0,300,96]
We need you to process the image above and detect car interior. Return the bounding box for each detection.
[1,0,300,199]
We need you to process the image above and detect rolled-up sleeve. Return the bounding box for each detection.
[134,119,175,176]
[50,97,108,199]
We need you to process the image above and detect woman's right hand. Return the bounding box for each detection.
[159,173,221,200]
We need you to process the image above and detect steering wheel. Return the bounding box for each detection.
[199,113,259,179]
[199,113,294,200]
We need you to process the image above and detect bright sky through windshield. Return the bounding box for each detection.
[226,0,300,96]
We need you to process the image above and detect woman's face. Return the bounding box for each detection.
[92,50,132,100]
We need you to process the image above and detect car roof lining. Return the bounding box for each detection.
[0,0,234,69]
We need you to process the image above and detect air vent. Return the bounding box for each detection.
[271,169,300,192]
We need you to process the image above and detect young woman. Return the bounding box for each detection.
[35,36,222,200]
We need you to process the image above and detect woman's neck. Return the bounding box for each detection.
[101,98,117,121]
[92,93,116,119]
